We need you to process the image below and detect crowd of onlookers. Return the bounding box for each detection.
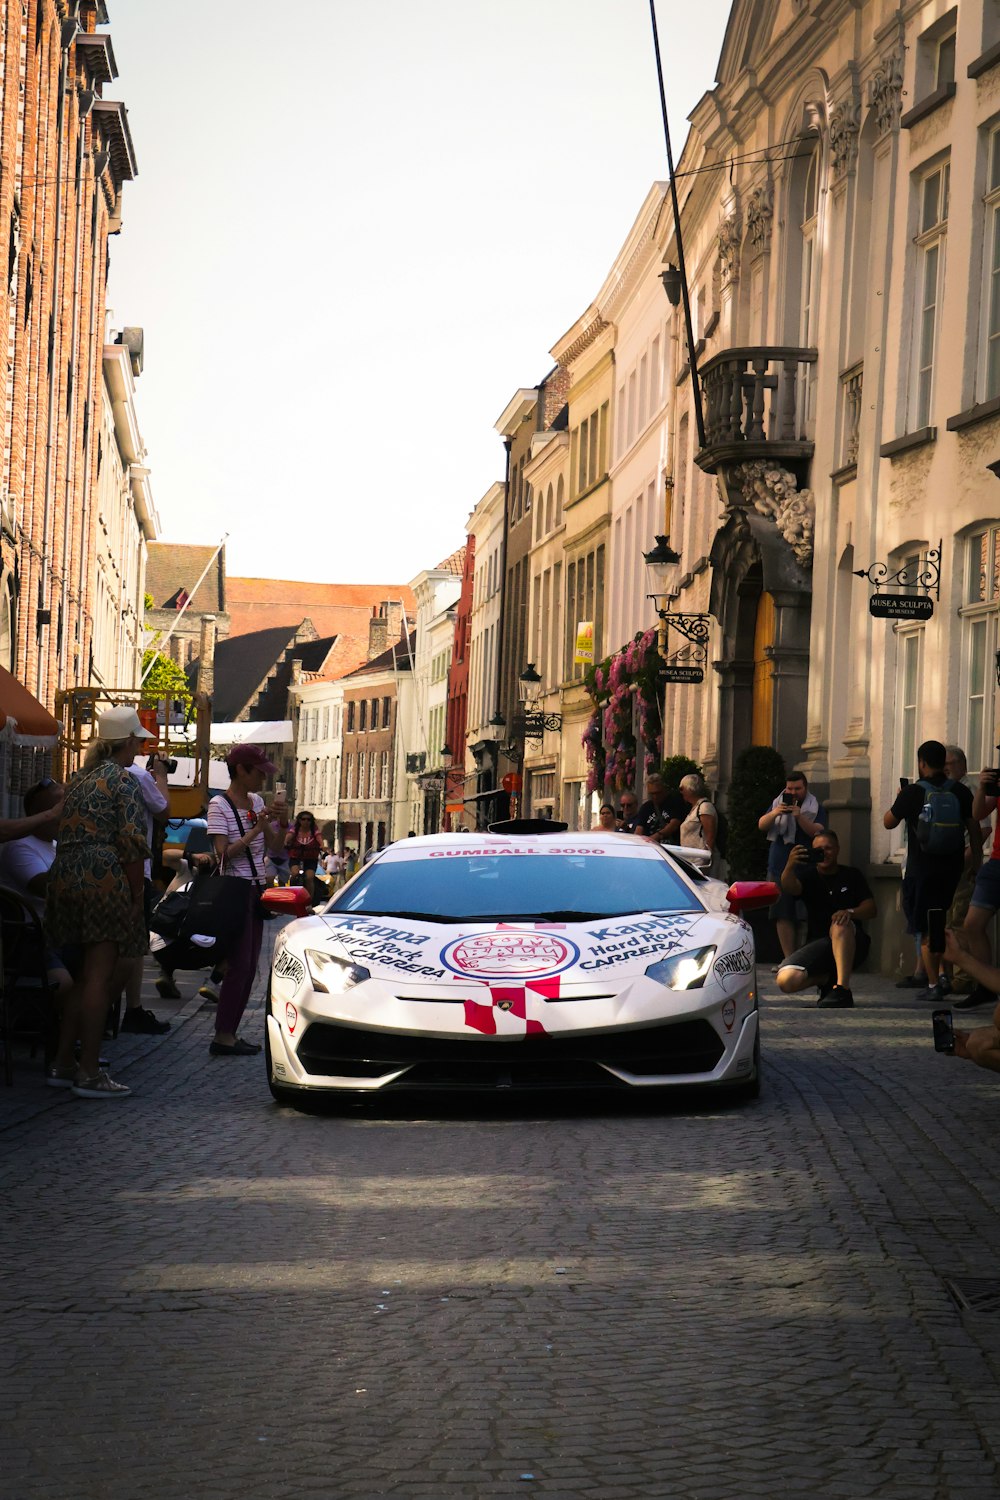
[598,743,1000,1078]
[5,727,1000,1096]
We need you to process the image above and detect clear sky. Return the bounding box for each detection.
[107,0,732,583]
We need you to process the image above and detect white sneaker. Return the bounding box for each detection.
[71,1070,131,1099]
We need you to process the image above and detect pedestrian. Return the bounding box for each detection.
[949,753,1000,1009]
[286,810,323,900]
[617,791,640,832]
[206,745,291,1056]
[632,772,686,843]
[118,750,173,1034]
[777,830,877,1007]
[44,706,157,1098]
[594,803,618,831]
[883,739,981,1003]
[757,770,826,959]
[0,778,79,1023]
[941,745,989,997]
[942,930,1000,1073]
[327,846,347,888]
[677,774,721,874]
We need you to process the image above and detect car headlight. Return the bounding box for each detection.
[645,945,717,990]
[305,948,370,994]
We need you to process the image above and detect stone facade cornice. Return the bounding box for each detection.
[551,309,609,369]
[596,185,669,324]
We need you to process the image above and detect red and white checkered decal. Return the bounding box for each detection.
[462,975,559,1035]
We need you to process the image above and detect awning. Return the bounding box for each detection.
[0,666,60,744]
[462,787,504,804]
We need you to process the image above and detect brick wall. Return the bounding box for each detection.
[2,2,137,708]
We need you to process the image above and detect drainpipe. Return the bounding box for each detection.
[38,12,79,701]
[59,100,87,688]
[76,139,108,684]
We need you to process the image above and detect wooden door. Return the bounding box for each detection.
[751,591,775,745]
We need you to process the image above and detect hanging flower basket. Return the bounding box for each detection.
[582,629,662,793]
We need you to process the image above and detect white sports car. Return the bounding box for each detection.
[264,824,777,1105]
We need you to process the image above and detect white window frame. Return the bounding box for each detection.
[910,161,950,430]
[981,126,1000,401]
[959,528,1000,773]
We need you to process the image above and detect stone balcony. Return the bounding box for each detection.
[694,346,818,474]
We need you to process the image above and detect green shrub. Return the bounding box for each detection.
[659,754,704,791]
[726,745,786,880]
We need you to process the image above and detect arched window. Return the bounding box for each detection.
[545,484,554,534]
[555,474,564,526]
[0,576,12,673]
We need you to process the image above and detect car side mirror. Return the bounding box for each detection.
[260,884,312,918]
[726,880,779,915]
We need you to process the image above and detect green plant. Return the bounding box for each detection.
[140,647,192,709]
[726,745,786,880]
[659,754,704,791]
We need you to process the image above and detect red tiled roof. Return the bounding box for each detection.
[146,542,226,613]
[226,578,416,643]
[433,546,466,577]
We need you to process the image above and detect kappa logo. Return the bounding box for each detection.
[441,928,580,979]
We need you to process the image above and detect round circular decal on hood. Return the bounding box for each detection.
[440,928,580,979]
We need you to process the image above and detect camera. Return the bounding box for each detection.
[149,754,178,775]
[932,1008,955,1055]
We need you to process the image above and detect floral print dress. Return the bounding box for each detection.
[45,759,150,957]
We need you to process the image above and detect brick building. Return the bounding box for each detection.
[338,630,416,856]
[0,2,140,706]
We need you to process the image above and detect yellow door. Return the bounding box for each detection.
[751,591,775,745]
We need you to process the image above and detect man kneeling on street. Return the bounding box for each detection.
[776,831,877,1008]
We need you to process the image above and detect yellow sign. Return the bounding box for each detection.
[574,620,594,666]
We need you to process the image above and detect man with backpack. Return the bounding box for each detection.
[883,739,981,1003]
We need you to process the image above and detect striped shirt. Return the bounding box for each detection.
[207,793,267,884]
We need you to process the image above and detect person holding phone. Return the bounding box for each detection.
[758,772,826,959]
[941,930,1000,1073]
[776,831,876,1007]
[206,745,290,1055]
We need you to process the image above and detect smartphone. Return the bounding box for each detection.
[927,907,946,955]
[781,791,795,807]
[932,1008,955,1054]
[807,845,824,865]
[275,781,286,796]
[899,776,909,788]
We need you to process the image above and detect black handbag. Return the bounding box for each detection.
[176,797,261,958]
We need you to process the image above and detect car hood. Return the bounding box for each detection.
[287,907,755,988]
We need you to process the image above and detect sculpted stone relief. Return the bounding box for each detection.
[717,212,742,289]
[867,51,904,137]
[745,184,774,256]
[829,94,860,180]
[723,462,815,567]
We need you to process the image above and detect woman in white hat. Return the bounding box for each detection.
[45,706,157,1099]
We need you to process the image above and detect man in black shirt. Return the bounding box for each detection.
[633,772,686,844]
[617,790,640,834]
[883,738,981,1003]
[777,830,877,1008]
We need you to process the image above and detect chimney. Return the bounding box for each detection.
[197,613,217,698]
[368,607,388,660]
[290,656,303,685]
[382,600,403,642]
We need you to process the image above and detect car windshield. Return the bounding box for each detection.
[325,852,703,922]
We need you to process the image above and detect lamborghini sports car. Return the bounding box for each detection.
[264,825,774,1104]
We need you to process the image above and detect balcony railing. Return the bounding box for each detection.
[839,361,863,469]
[695,346,818,472]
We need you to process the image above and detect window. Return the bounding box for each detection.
[959,528,1000,771]
[911,162,949,429]
[346,701,355,733]
[380,750,390,798]
[370,697,378,726]
[359,700,367,732]
[369,753,378,798]
[346,754,355,799]
[357,751,366,797]
[982,127,1000,400]
[934,28,956,91]
[382,696,391,728]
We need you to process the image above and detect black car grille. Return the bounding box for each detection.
[296,1018,724,1089]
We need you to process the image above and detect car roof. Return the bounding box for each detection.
[378,831,665,861]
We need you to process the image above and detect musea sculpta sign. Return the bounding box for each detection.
[868,593,934,621]
[659,665,704,684]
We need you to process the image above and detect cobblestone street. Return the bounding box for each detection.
[2,931,999,1500]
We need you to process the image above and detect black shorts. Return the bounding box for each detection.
[781,928,871,981]
[902,864,963,934]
